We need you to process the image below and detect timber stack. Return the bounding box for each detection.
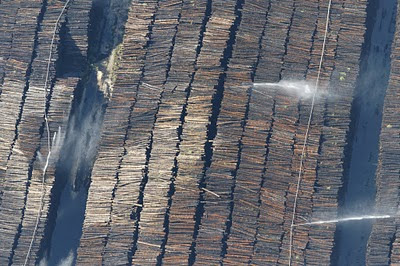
[0,0,91,264]
[2,0,400,265]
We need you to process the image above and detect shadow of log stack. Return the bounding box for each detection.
[367,2,400,265]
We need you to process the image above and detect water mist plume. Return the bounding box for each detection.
[37,126,65,170]
[293,214,393,227]
[252,79,330,99]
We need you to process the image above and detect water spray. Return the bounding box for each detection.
[251,79,336,100]
[253,80,314,98]
[292,214,393,227]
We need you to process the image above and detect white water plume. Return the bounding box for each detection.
[293,214,393,227]
[37,126,65,170]
[252,79,328,99]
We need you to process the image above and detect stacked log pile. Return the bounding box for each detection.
[194,0,273,263]
[162,0,238,264]
[223,0,297,264]
[245,0,367,264]
[0,1,21,97]
[277,0,331,264]
[367,2,400,264]
[77,1,160,264]
[0,0,90,264]
[194,0,367,264]
[221,0,319,264]
[142,0,209,265]
[0,1,43,179]
[76,0,368,264]
[12,77,78,265]
[103,0,184,264]
[303,1,367,264]
[127,0,211,264]
[10,0,92,262]
[222,87,274,265]
[0,0,378,264]
[0,1,51,263]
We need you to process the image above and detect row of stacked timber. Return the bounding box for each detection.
[0,1,21,97]
[189,0,367,264]
[217,0,275,262]
[0,0,91,264]
[77,0,244,264]
[281,0,341,263]
[367,1,400,264]
[77,0,161,263]
[0,1,53,263]
[302,1,367,264]
[105,0,184,264]
[0,0,375,264]
[12,77,78,265]
[75,0,370,264]
[128,0,209,264]
[251,0,367,264]
[279,0,335,263]
[200,0,320,263]
[224,0,319,264]
[161,0,239,263]
[194,0,276,263]
[0,1,43,183]
[11,0,92,263]
[137,0,210,264]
